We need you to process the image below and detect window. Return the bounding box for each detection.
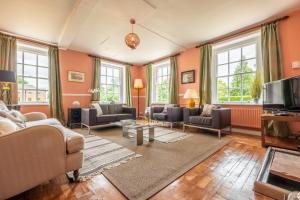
[212,32,261,103]
[17,42,49,103]
[152,60,170,103]
[100,61,125,103]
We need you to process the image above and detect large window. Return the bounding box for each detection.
[17,42,49,103]
[100,61,124,103]
[152,60,170,103]
[213,33,261,103]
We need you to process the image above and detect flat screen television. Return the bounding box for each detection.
[263,76,300,112]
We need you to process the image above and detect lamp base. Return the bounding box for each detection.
[187,99,195,108]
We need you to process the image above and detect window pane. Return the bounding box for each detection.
[217,52,228,65]
[37,90,48,102]
[217,77,228,102]
[113,68,119,77]
[107,68,113,76]
[17,64,23,76]
[217,64,228,76]
[38,55,48,67]
[18,90,23,102]
[100,76,106,84]
[229,48,241,62]
[229,75,241,89]
[157,68,162,76]
[17,51,23,63]
[24,52,37,65]
[113,86,120,94]
[107,76,114,84]
[107,85,113,93]
[242,73,255,90]
[162,67,168,76]
[24,65,36,77]
[113,77,120,85]
[242,44,256,59]
[101,67,106,75]
[24,77,37,89]
[24,90,36,102]
[38,79,48,90]
[17,75,23,88]
[38,67,48,78]
[243,59,256,73]
[229,62,241,75]
[229,88,241,102]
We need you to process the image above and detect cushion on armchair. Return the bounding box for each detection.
[201,104,217,117]
[162,104,175,113]
[91,103,103,116]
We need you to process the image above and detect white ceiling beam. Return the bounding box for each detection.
[58,0,98,49]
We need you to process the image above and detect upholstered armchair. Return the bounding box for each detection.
[150,104,183,128]
[183,107,231,139]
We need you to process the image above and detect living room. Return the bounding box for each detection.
[0,0,300,200]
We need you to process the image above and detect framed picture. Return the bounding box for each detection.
[68,71,85,83]
[181,70,195,84]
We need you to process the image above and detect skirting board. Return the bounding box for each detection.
[232,127,261,136]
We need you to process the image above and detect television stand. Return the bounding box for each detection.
[261,114,300,151]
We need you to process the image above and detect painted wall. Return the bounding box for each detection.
[131,65,146,117]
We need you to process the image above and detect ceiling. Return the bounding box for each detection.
[0,0,300,65]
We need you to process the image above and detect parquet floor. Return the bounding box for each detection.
[11,133,272,200]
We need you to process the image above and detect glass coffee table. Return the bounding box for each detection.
[122,124,155,146]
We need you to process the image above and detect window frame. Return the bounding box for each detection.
[17,42,49,105]
[99,61,125,104]
[151,59,171,104]
[211,32,262,104]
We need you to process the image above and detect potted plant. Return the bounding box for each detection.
[251,72,262,104]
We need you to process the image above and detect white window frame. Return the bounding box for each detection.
[99,61,125,103]
[151,59,171,104]
[211,31,262,104]
[17,42,49,105]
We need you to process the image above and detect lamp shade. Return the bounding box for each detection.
[134,79,144,89]
[0,70,16,83]
[183,89,199,99]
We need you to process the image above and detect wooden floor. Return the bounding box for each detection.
[11,133,273,200]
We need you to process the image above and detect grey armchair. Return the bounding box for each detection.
[150,104,183,128]
[183,107,231,139]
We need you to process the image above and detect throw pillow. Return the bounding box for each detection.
[91,103,103,117]
[162,104,175,113]
[0,117,18,136]
[0,100,9,111]
[0,110,25,128]
[10,109,27,122]
[201,104,217,117]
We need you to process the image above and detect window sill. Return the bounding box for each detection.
[19,103,49,106]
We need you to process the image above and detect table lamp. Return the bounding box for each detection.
[183,89,199,108]
[0,70,16,105]
[134,79,144,118]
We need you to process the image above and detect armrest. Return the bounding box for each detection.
[24,112,47,122]
[122,107,136,119]
[183,108,202,124]
[0,125,65,199]
[167,107,183,122]
[81,108,97,126]
[150,106,164,119]
[212,108,231,129]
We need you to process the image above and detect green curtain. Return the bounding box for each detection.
[261,22,282,83]
[169,56,178,104]
[91,57,101,101]
[49,46,65,124]
[145,64,152,107]
[199,44,212,105]
[125,65,132,106]
[0,33,17,104]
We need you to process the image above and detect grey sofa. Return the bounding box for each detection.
[81,103,136,133]
[183,107,231,139]
[150,104,183,128]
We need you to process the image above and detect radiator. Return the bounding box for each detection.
[229,107,263,129]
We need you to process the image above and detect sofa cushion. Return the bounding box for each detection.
[53,125,84,154]
[201,104,217,117]
[153,113,167,121]
[96,115,117,123]
[116,114,133,121]
[189,116,212,126]
[162,104,176,113]
[26,118,61,127]
[100,104,109,115]
[108,104,123,114]
[91,103,103,116]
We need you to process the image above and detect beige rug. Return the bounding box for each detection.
[79,127,229,200]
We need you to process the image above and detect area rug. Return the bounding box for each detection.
[83,128,229,200]
[79,135,141,178]
[128,127,192,143]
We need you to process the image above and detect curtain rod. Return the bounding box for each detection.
[196,15,289,48]
[0,30,58,48]
[88,54,132,66]
[144,52,180,66]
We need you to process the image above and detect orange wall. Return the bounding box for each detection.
[131,65,146,117]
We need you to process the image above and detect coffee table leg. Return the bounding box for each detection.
[136,128,143,145]
[149,127,154,142]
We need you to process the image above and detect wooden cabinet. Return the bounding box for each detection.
[261,114,300,150]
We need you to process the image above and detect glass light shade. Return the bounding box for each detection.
[125,33,140,49]
[134,79,144,89]
[183,89,199,99]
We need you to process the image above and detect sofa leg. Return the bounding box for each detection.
[170,123,173,129]
[218,130,221,139]
[73,170,79,182]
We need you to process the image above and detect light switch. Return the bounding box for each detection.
[292,61,300,69]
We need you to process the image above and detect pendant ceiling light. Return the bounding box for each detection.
[124,19,140,49]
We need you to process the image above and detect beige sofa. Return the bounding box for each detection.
[0,111,84,200]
